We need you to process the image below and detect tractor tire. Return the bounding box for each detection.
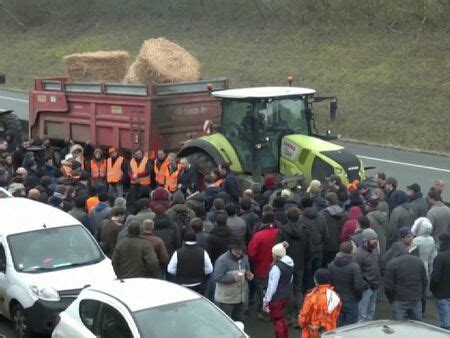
[0,112,23,142]
[187,151,217,175]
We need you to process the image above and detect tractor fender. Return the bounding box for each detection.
[178,134,243,174]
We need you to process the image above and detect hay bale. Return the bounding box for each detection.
[126,38,200,84]
[123,60,140,84]
[64,51,129,82]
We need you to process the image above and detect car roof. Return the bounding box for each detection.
[322,320,449,337]
[212,86,316,99]
[86,278,201,312]
[0,198,80,235]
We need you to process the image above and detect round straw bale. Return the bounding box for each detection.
[132,38,200,84]
[64,50,129,82]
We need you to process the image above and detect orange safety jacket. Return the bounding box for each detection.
[154,158,169,186]
[299,284,342,338]
[90,159,107,179]
[165,164,181,192]
[130,157,151,186]
[107,156,124,184]
[61,164,80,180]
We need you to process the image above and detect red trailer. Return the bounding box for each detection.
[29,77,228,155]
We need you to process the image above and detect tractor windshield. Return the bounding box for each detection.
[221,97,309,173]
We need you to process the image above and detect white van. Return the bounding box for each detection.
[0,198,116,338]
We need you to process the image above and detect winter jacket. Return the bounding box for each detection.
[321,205,347,253]
[430,247,450,299]
[386,189,404,216]
[277,220,312,272]
[112,235,160,279]
[200,186,221,210]
[90,202,111,239]
[240,210,261,237]
[177,166,198,193]
[274,207,288,226]
[427,202,450,243]
[226,215,247,243]
[222,172,240,203]
[340,207,361,243]
[207,209,227,224]
[388,202,415,242]
[367,209,388,256]
[299,284,342,338]
[141,232,170,268]
[264,255,294,304]
[153,214,181,256]
[355,243,381,290]
[100,220,123,258]
[381,242,409,274]
[384,253,427,302]
[248,224,278,279]
[328,252,364,303]
[213,251,250,304]
[166,203,196,224]
[207,226,235,264]
[412,219,437,278]
[69,207,96,236]
[300,207,329,254]
[409,193,428,218]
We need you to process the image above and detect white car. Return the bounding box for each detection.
[52,278,248,338]
[0,198,116,338]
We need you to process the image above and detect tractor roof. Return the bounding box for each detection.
[212,86,316,99]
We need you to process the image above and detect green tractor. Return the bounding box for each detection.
[179,83,365,190]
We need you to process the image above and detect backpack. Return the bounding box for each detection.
[176,209,192,238]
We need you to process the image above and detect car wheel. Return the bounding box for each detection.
[12,304,32,338]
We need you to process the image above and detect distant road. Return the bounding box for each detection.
[1,89,449,200]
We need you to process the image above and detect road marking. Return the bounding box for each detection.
[0,95,28,103]
[358,155,450,173]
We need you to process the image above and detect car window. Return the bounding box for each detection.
[98,303,132,338]
[0,243,6,272]
[79,299,101,334]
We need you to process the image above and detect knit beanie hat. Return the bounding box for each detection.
[173,190,185,205]
[362,228,378,241]
[314,269,331,285]
[272,241,289,258]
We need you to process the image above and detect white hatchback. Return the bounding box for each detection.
[52,278,248,338]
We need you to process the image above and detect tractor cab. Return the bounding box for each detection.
[212,86,363,186]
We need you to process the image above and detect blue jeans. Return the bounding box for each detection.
[358,288,378,322]
[436,298,450,329]
[339,302,359,327]
[390,301,422,321]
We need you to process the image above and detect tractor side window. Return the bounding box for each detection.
[79,299,101,334]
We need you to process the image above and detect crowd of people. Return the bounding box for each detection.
[1,135,450,337]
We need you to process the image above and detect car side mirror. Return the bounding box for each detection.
[330,101,337,121]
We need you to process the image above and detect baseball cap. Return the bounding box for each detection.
[399,226,413,238]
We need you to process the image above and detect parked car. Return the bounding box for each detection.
[0,198,116,338]
[52,278,248,338]
[322,320,449,337]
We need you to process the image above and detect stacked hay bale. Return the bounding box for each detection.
[64,51,129,82]
[124,38,200,85]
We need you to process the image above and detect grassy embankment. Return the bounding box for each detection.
[0,5,449,153]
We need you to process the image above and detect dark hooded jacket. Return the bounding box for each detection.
[409,192,428,218]
[388,191,416,243]
[206,226,235,264]
[328,252,364,302]
[277,220,312,271]
[430,243,450,299]
[321,205,347,253]
[153,214,181,256]
[300,206,329,254]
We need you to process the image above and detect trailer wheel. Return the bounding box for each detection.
[0,112,23,142]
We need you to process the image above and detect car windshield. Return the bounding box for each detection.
[134,298,246,338]
[8,225,103,273]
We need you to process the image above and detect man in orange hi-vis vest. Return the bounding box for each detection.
[90,148,107,188]
[129,149,151,204]
[153,149,169,188]
[299,269,342,338]
[164,153,181,193]
[106,147,126,198]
